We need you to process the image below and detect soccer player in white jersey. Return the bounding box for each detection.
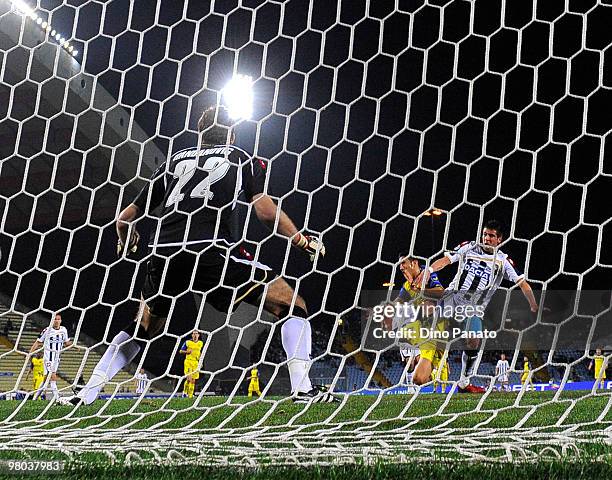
[134,368,148,395]
[495,353,510,391]
[29,313,72,401]
[62,105,336,407]
[414,220,540,393]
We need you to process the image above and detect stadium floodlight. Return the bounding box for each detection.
[12,0,33,15]
[221,74,253,120]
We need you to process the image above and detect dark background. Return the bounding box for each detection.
[0,0,611,377]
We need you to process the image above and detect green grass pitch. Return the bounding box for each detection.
[0,391,611,479]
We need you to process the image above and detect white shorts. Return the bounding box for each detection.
[43,351,60,375]
[498,374,509,383]
[399,345,420,361]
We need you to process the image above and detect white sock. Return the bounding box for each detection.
[459,351,481,388]
[405,372,413,385]
[78,331,141,405]
[281,316,313,394]
[50,381,58,400]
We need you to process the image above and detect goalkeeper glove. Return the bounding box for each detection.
[117,229,140,257]
[293,233,326,261]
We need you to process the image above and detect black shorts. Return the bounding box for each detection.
[141,247,275,318]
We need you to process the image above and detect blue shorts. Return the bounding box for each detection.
[465,316,483,333]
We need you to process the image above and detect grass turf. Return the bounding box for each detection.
[0,391,610,479]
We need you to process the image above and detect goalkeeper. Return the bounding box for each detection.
[63,105,336,406]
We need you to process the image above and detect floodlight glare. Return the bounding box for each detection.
[12,0,33,15]
[221,74,253,120]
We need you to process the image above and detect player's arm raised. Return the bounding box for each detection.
[413,257,451,288]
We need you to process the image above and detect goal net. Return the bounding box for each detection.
[0,0,611,467]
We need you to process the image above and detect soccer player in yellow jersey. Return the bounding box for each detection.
[29,353,45,396]
[248,367,261,397]
[390,254,445,387]
[179,330,203,398]
[589,348,607,389]
[521,355,533,389]
[432,353,450,393]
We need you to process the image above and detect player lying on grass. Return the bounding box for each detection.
[414,220,540,393]
[61,105,336,406]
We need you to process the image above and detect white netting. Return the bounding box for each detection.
[0,0,611,466]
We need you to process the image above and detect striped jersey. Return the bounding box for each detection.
[37,326,69,354]
[444,241,524,308]
[496,359,510,377]
[135,373,148,393]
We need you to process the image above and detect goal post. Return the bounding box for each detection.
[0,0,611,467]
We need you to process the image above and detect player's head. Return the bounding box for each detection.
[481,220,504,252]
[198,105,235,146]
[596,347,602,355]
[140,368,145,374]
[397,251,420,279]
[52,313,62,328]
[523,355,528,362]
[192,330,200,341]
[500,353,506,360]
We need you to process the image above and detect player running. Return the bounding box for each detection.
[414,220,540,393]
[495,353,510,392]
[62,105,336,406]
[179,330,203,398]
[29,313,72,401]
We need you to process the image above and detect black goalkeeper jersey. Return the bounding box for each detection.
[133,144,266,249]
